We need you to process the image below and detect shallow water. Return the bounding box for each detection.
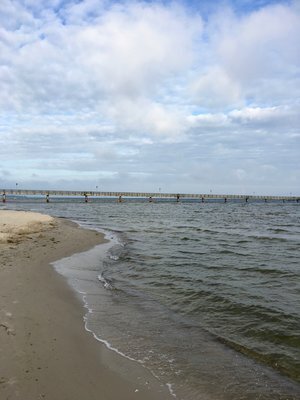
[4,198,300,399]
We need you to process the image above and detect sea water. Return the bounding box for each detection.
[4,198,300,399]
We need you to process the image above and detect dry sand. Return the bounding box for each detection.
[0,210,172,400]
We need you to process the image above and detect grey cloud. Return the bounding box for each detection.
[0,0,299,195]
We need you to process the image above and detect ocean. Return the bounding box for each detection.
[4,198,300,399]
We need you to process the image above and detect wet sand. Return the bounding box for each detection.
[0,210,172,400]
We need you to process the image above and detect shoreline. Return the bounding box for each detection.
[0,211,173,400]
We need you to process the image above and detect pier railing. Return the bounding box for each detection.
[1,189,299,203]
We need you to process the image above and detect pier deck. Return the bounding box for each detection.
[1,189,299,203]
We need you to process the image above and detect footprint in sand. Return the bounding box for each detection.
[0,322,16,336]
[0,377,18,386]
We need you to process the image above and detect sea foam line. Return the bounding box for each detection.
[82,298,177,399]
[83,315,140,363]
[54,221,177,399]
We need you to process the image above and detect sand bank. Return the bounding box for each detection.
[0,210,54,244]
[0,210,172,400]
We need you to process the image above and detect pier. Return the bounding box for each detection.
[1,189,299,203]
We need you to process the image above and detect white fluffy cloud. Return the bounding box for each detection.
[190,2,300,109]
[0,0,299,194]
[0,1,201,112]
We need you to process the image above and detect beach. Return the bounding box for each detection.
[0,210,173,400]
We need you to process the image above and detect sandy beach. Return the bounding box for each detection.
[0,210,172,400]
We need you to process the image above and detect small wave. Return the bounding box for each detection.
[238,266,292,277]
[180,237,201,242]
[196,228,219,234]
[216,334,300,383]
[98,273,114,290]
[84,317,140,363]
[83,315,178,399]
[269,228,290,234]
[248,234,289,242]
[218,249,249,256]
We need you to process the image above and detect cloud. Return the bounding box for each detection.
[190,2,300,110]
[190,66,242,109]
[228,105,300,128]
[106,98,189,140]
[0,0,299,194]
[0,1,201,112]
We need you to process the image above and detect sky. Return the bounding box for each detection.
[0,0,299,195]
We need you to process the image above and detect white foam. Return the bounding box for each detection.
[98,273,113,290]
[83,316,140,363]
[83,316,178,398]
[166,383,177,398]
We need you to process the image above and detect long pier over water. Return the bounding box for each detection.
[1,189,299,203]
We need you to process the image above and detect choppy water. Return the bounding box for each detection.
[3,198,300,399]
